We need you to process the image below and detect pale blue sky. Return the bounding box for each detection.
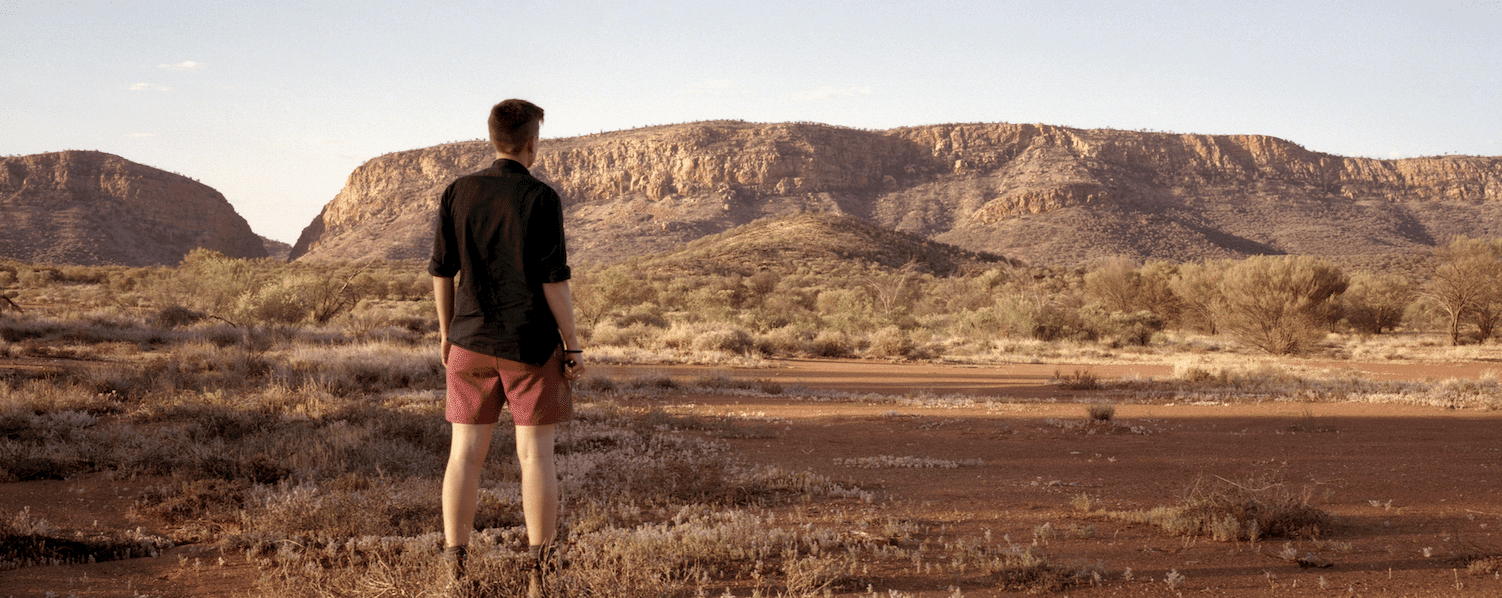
[3,1,1499,244]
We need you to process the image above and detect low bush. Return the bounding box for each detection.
[1106,475,1331,542]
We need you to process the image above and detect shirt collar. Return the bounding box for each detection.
[491,158,530,174]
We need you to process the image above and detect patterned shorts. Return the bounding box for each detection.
[444,344,572,426]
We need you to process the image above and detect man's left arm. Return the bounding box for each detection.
[542,281,585,379]
[433,275,455,366]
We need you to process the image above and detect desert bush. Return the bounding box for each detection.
[1170,260,1229,334]
[1084,403,1115,421]
[610,304,668,328]
[154,304,206,328]
[815,288,876,333]
[1342,271,1415,335]
[1084,258,1181,322]
[756,325,814,356]
[810,330,856,358]
[1424,237,1502,345]
[1053,369,1102,391]
[589,323,657,349]
[866,325,914,358]
[1107,475,1330,541]
[1212,256,1347,355]
[1080,304,1163,346]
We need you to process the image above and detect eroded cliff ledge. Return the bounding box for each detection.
[1,151,267,266]
[289,121,1502,268]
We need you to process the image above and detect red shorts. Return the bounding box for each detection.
[444,344,572,426]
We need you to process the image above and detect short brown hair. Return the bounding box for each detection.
[488,99,544,155]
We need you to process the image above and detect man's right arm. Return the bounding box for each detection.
[433,275,455,366]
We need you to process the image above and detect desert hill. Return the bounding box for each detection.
[611,212,1013,278]
[289,121,1502,270]
[0,151,267,266]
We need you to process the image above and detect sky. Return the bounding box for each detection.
[3,1,1500,244]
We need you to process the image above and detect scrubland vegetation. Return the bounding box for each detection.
[3,237,1502,595]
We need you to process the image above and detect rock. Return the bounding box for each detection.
[0,151,267,266]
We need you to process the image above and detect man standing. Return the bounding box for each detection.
[429,99,584,594]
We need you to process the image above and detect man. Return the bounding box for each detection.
[429,98,584,593]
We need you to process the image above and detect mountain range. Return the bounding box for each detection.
[289,121,1502,272]
[5,122,1500,273]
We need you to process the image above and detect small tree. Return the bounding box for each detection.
[1423,237,1502,345]
[1213,256,1348,355]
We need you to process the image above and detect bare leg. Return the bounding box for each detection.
[515,424,558,547]
[443,422,495,548]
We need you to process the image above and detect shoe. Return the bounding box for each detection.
[527,569,545,598]
[527,544,562,598]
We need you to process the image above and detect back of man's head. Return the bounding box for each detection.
[488,99,545,155]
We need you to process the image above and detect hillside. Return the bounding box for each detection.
[614,212,1013,277]
[289,121,1502,270]
[0,151,267,266]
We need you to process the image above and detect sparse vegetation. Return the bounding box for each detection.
[1104,475,1331,542]
[2,240,1501,595]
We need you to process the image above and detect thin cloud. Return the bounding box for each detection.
[798,85,873,100]
[683,79,736,95]
[128,82,170,91]
[157,60,201,71]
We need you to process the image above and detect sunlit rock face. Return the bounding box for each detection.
[289,121,1502,269]
[1,151,266,266]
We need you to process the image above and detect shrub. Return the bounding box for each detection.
[154,304,205,329]
[1108,476,1331,542]
[689,325,754,354]
[1170,261,1230,334]
[810,330,855,358]
[1342,272,1414,335]
[866,325,914,359]
[1212,256,1347,355]
[1080,305,1163,346]
[1084,403,1115,421]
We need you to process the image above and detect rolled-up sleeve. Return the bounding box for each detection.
[428,184,461,278]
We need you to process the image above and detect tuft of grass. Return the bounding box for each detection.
[1084,402,1116,421]
[1104,475,1331,542]
[1053,369,1102,390]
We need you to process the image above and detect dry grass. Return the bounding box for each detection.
[1,507,172,570]
[1102,475,1332,542]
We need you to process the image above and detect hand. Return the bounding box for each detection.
[440,340,452,367]
[562,356,586,380]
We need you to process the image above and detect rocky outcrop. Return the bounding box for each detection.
[0,151,267,266]
[289,121,1502,269]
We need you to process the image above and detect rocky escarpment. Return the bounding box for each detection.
[290,121,1502,269]
[1,151,267,266]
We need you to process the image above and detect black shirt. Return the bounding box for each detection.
[428,159,572,365]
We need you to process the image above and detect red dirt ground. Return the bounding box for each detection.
[3,359,1501,597]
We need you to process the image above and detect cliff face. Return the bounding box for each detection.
[0,151,267,266]
[289,121,1502,268]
